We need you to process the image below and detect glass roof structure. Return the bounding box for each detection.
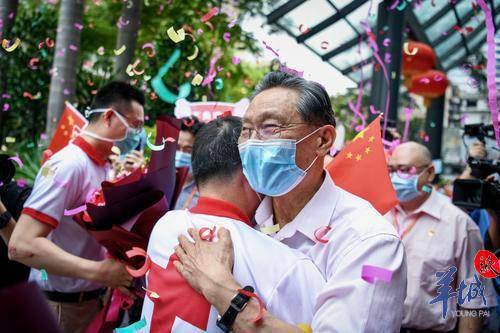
[261,0,500,84]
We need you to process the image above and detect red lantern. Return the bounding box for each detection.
[408,70,448,98]
[402,41,436,76]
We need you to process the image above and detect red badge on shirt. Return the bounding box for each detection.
[474,250,500,279]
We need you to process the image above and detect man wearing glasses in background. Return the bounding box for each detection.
[386,141,497,333]
[8,82,143,333]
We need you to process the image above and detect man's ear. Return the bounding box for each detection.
[426,164,435,183]
[316,125,336,157]
[103,109,114,127]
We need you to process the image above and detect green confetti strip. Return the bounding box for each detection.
[40,269,48,281]
[114,317,147,333]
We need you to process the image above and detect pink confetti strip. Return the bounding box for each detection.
[8,154,23,168]
[314,226,331,244]
[262,41,280,59]
[64,205,87,216]
[125,247,151,278]
[223,32,231,42]
[402,107,413,142]
[478,0,500,147]
[201,7,219,23]
[361,265,393,283]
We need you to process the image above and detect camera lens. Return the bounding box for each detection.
[0,154,16,185]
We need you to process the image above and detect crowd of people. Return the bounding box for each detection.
[0,72,499,333]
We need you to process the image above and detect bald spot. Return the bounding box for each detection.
[392,141,432,166]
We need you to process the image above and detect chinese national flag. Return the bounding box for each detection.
[43,102,88,164]
[326,116,397,215]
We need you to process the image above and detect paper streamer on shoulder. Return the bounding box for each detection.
[114,317,147,333]
[125,247,151,278]
[64,204,87,216]
[260,224,280,235]
[8,153,23,168]
[361,265,393,284]
[314,226,331,244]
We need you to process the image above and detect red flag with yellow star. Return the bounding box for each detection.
[326,116,397,215]
[43,102,88,163]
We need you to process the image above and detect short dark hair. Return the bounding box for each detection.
[180,116,203,136]
[192,116,242,186]
[252,71,336,127]
[88,81,145,122]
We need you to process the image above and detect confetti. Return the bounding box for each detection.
[125,247,151,277]
[64,205,87,216]
[146,132,169,151]
[361,265,393,283]
[477,0,500,147]
[314,226,331,244]
[260,224,280,235]
[151,49,191,104]
[403,42,418,56]
[41,269,48,281]
[232,56,240,65]
[201,7,219,23]
[320,41,329,49]
[97,46,105,55]
[111,146,121,155]
[1,37,21,52]
[16,179,27,188]
[142,42,155,57]
[298,24,310,34]
[167,26,185,43]
[382,38,391,47]
[199,226,216,241]
[187,45,199,60]
[191,73,203,86]
[28,57,40,69]
[8,153,23,168]
[5,136,15,143]
[115,317,147,333]
[114,45,126,55]
[74,22,83,30]
[45,38,55,48]
[215,78,224,90]
[223,32,231,43]
[262,41,280,59]
[142,287,160,299]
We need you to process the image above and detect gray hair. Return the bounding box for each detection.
[252,71,336,127]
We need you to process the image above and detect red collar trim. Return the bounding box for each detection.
[72,136,107,166]
[189,197,251,226]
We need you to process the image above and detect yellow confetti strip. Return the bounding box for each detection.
[2,38,21,52]
[111,146,121,155]
[5,136,16,143]
[114,45,126,55]
[142,286,160,299]
[260,224,280,235]
[191,74,203,86]
[167,27,185,43]
[187,45,199,61]
[297,324,312,333]
[403,42,418,56]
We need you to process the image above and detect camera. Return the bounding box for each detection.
[463,124,495,142]
[0,154,16,186]
[453,157,500,210]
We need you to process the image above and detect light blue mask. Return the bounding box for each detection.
[175,151,192,169]
[238,128,320,197]
[390,170,433,202]
[115,128,146,156]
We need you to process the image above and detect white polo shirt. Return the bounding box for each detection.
[255,172,408,333]
[22,136,108,292]
[142,197,325,333]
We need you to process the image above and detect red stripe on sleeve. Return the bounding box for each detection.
[22,208,59,228]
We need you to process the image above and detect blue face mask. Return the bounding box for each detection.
[175,151,192,169]
[115,128,146,156]
[390,169,435,202]
[238,128,320,197]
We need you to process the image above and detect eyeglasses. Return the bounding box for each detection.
[240,122,315,140]
[113,109,144,131]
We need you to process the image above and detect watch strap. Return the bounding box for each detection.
[216,286,254,332]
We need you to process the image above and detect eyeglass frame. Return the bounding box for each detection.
[240,122,321,140]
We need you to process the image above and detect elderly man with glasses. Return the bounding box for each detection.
[173,71,407,332]
[386,141,497,333]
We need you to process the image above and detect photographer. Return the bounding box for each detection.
[0,161,31,288]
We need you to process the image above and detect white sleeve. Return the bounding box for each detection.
[22,158,83,228]
[311,234,407,333]
[266,258,325,326]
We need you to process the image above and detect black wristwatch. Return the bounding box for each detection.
[0,210,12,229]
[216,286,254,332]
